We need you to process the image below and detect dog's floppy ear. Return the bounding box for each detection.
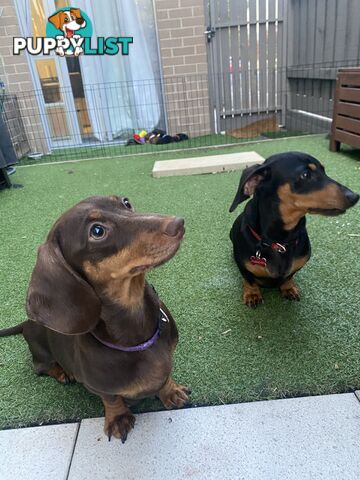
[26,239,101,335]
[229,163,269,212]
[48,11,64,30]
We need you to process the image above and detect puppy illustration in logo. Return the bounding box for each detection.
[48,8,86,56]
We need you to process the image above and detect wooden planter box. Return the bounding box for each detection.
[330,68,360,151]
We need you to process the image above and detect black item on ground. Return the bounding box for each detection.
[0,113,18,189]
[0,168,11,189]
[126,130,189,146]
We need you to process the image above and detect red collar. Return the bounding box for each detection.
[247,225,287,253]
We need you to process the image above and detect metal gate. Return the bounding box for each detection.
[1,95,30,160]
[205,0,286,133]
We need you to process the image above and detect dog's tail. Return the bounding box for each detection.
[0,321,27,337]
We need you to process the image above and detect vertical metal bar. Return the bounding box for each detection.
[246,0,252,114]
[274,0,279,112]
[256,0,260,112]
[265,0,269,112]
[281,0,288,126]
[152,0,169,134]
[229,2,235,123]
[207,0,221,133]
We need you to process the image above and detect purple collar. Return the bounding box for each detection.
[91,307,169,352]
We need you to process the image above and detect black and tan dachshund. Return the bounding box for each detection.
[0,195,189,442]
[229,152,359,307]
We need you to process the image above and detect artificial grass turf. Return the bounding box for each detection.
[0,135,359,429]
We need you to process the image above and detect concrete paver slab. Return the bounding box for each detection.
[68,393,360,480]
[152,151,264,177]
[0,422,79,480]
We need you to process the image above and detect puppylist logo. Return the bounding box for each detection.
[13,6,133,57]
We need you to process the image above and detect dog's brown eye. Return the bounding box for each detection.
[64,17,69,23]
[122,198,132,209]
[90,224,106,239]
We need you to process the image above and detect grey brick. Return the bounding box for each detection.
[168,7,193,19]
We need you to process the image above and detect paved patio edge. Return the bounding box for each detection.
[68,392,360,480]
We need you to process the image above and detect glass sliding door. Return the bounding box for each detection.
[35,59,71,141]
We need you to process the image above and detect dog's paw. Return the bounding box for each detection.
[244,292,264,308]
[46,364,75,384]
[58,372,75,384]
[280,280,300,301]
[158,380,190,409]
[104,412,136,444]
[243,282,263,308]
[281,286,300,301]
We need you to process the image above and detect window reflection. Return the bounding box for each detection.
[31,0,46,39]
[36,59,62,104]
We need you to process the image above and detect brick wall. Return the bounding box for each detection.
[154,0,211,137]
[0,0,49,155]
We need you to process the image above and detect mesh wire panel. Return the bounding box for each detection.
[3,59,359,165]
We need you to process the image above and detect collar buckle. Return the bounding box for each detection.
[160,307,169,323]
[271,242,287,253]
[247,224,288,254]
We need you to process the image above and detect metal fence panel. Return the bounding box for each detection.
[207,0,285,131]
[3,0,360,163]
[1,95,30,160]
[286,0,360,131]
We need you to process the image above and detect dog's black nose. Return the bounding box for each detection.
[76,17,84,25]
[163,217,185,237]
[344,189,359,207]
